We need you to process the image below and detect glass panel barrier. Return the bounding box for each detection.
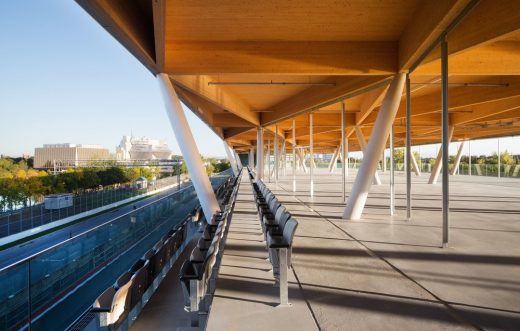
[0,169,234,330]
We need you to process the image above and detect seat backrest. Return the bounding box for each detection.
[282,219,299,246]
[93,287,116,311]
[268,198,281,213]
[129,259,145,274]
[130,259,149,308]
[115,271,132,289]
[109,278,133,324]
[274,206,291,226]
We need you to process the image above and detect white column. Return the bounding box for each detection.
[355,126,382,185]
[267,137,271,182]
[468,140,472,176]
[382,150,387,173]
[328,148,339,172]
[498,138,501,179]
[249,148,255,168]
[390,126,395,216]
[157,73,219,222]
[428,126,454,184]
[234,150,243,170]
[343,73,406,220]
[410,152,421,176]
[450,141,465,175]
[224,142,239,175]
[346,137,349,176]
[256,127,264,180]
[309,112,314,197]
[274,125,279,183]
[292,120,297,192]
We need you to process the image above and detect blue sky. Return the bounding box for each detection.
[0,1,517,159]
[0,1,226,158]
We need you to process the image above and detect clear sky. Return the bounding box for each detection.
[0,1,517,159]
[0,1,226,158]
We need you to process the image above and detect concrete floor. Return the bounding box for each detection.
[207,168,520,330]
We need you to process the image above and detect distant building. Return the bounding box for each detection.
[116,136,172,161]
[34,144,110,169]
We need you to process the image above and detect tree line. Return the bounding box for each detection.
[0,157,159,212]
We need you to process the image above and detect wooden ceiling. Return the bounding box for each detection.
[76,0,520,153]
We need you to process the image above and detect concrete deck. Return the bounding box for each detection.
[207,168,520,330]
[206,172,318,331]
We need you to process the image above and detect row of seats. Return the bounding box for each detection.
[91,215,189,329]
[247,167,298,306]
[179,170,241,316]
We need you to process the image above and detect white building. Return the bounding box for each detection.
[34,144,110,169]
[116,136,172,161]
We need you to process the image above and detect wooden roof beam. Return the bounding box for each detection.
[172,75,260,126]
[164,41,396,75]
[398,0,472,71]
[422,0,520,65]
[261,76,391,126]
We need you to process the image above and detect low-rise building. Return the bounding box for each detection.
[34,143,110,169]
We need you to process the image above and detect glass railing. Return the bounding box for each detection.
[0,169,233,331]
[0,175,190,239]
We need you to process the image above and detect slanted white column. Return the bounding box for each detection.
[355,126,382,185]
[234,150,243,170]
[249,148,255,168]
[382,150,387,173]
[224,142,239,175]
[256,127,264,180]
[428,126,454,184]
[328,148,339,172]
[298,149,308,172]
[344,73,406,220]
[450,141,465,175]
[157,73,219,222]
[410,152,421,176]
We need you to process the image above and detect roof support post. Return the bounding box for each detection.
[249,148,255,168]
[411,152,421,176]
[341,101,346,201]
[157,73,220,222]
[450,141,466,175]
[498,138,501,179]
[224,142,239,176]
[309,112,314,197]
[292,120,296,192]
[344,74,406,220]
[354,127,382,185]
[328,148,339,173]
[390,125,395,216]
[267,137,271,182]
[275,125,279,183]
[234,150,243,170]
[256,127,264,180]
[441,33,450,247]
[468,140,472,176]
[405,73,412,221]
[428,126,454,184]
